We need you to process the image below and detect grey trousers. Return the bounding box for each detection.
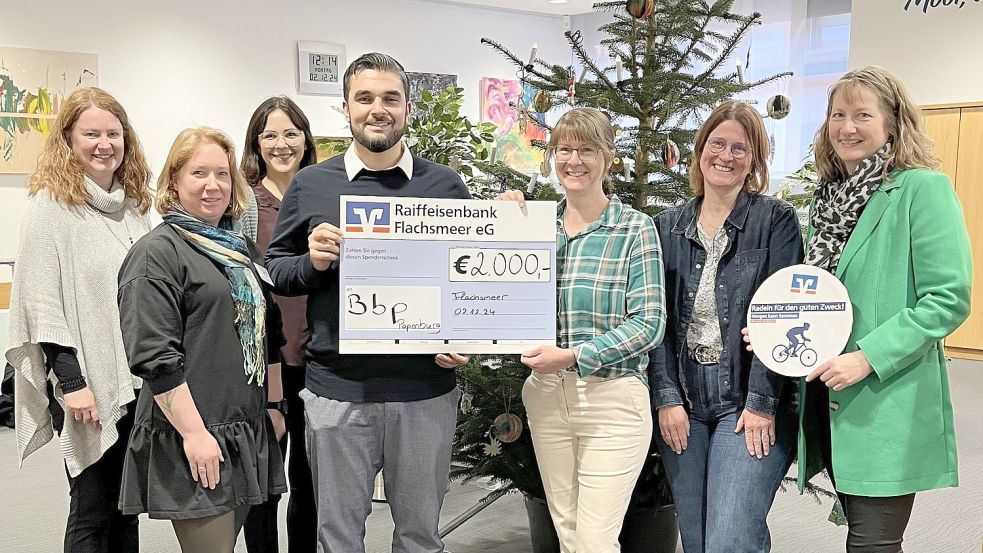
[301,387,461,553]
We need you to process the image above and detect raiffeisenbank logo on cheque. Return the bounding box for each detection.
[347,200,500,237]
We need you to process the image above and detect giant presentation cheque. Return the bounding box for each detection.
[338,195,557,354]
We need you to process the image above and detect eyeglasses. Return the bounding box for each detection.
[706,137,751,159]
[554,145,600,162]
[258,129,305,146]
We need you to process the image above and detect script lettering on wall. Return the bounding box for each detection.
[904,0,982,13]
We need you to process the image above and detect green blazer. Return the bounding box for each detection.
[798,168,972,497]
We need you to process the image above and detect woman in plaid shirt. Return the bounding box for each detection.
[498,107,666,553]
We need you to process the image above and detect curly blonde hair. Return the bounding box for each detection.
[155,127,250,220]
[28,87,152,213]
[814,65,940,182]
[689,101,770,197]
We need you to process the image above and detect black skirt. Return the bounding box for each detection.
[119,408,286,520]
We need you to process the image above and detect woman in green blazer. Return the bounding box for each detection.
[798,66,972,552]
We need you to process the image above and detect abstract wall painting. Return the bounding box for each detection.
[0,46,98,174]
[479,77,545,174]
[407,72,458,105]
[314,136,352,163]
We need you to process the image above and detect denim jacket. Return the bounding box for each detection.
[648,191,803,415]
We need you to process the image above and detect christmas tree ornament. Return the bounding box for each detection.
[567,66,576,105]
[492,413,524,443]
[460,392,474,414]
[610,155,625,175]
[483,437,503,457]
[662,137,680,168]
[626,0,656,19]
[526,42,538,71]
[769,133,776,163]
[517,108,528,134]
[527,172,539,196]
[767,94,791,120]
[533,89,551,114]
[613,124,623,138]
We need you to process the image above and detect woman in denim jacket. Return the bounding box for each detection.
[648,101,803,553]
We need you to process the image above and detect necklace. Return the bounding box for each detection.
[92,208,137,250]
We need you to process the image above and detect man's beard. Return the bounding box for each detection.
[352,118,405,153]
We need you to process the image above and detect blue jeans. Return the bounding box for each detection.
[656,360,796,553]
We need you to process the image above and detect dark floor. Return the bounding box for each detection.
[1,359,980,552]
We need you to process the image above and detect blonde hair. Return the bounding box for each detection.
[689,101,770,196]
[155,127,250,219]
[814,65,940,182]
[28,87,152,213]
[548,107,617,195]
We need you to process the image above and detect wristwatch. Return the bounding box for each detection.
[266,399,288,416]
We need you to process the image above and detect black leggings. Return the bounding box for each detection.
[841,493,916,553]
[50,389,139,553]
[812,382,917,553]
[243,364,317,553]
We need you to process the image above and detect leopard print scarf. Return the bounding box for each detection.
[806,143,891,273]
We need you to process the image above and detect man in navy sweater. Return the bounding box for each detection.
[266,53,471,553]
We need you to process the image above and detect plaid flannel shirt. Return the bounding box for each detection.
[557,196,666,383]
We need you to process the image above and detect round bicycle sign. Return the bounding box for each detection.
[746,264,853,378]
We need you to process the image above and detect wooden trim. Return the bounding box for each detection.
[922,101,983,111]
[945,346,983,362]
[0,282,10,310]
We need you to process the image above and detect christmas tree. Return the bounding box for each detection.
[450,1,796,516]
[482,0,791,213]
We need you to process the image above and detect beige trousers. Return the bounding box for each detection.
[523,371,653,553]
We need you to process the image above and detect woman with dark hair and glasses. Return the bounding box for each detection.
[239,95,318,553]
[649,100,803,552]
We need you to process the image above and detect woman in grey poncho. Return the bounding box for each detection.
[5,87,153,552]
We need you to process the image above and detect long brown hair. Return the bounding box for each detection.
[689,100,770,196]
[814,65,940,182]
[28,87,152,213]
[240,95,317,184]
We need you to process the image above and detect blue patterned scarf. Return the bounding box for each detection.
[164,208,267,386]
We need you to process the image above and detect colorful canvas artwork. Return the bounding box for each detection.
[0,46,99,174]
[407,72,458,105]
[479,77,545,174]
[314,136,352,163]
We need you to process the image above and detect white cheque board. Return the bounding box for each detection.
[338,196,557,354]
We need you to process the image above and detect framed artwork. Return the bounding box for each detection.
[0,46,99,174]
[406,72,457,105]
[314,136,352,162]
[479,77,546,174]
[297,41,345,96]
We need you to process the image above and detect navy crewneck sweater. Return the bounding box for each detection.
[266,153,470,402]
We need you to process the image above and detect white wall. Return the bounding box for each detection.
[0,0,568,260]
[850,0,983,105]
